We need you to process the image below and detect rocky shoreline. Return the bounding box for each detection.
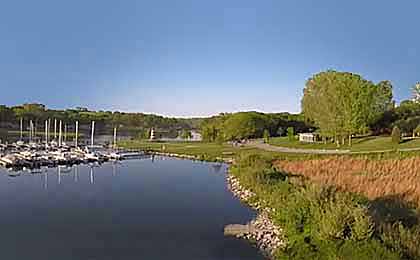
[151,151,234,163]
[226,174,285,258]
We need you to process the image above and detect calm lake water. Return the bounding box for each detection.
[0,157,264,260]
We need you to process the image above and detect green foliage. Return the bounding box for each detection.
[232,153,402,259]
[222,112,267,140]
[0,103,198,137]
[276,126,285,136]
[199,111,311,142]
[412,82,420,103]
[137,128,150,140]
[414,125,420,137]
[391,126,401,144]
[380,222,420,259]
[287,127,294,141]
[263,129,270,143]
[302,71,393,142]
[180,129,192,139]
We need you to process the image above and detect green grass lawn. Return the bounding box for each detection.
[269,136,420,152]
[118,140,320,161]
[118,140,257,160]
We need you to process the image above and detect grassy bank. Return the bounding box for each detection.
[231,153,420,259]
[120,139,420,163]
[118,140,329,162]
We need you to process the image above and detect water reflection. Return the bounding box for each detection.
[90,166,94,184]
[44,171,48,190]
[0,157,263,260]
[74,165,78,182]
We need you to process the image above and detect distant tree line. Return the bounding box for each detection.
[0,104,201,138]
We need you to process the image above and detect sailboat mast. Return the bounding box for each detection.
[20,118,23,141]
[45,120,48,147]
[59,120,62,147]
[54,119,57,140]
[91,121,95,147]
[113,127,117,149]
[75,121,79,148]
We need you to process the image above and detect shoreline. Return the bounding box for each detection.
[226,174,285,259]
[151,151,234,163]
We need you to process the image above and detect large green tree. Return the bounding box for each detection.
[302,71,393,146]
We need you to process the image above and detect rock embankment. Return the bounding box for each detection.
[152,152,234,163]
[226,174,285,258]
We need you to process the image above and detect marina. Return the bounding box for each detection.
[0,119,145,171]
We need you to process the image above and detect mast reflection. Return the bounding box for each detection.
[90,166,94,184]
[74,165,79,182]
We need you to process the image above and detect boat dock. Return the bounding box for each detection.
[0,119,147,171]
[0,143,145,171]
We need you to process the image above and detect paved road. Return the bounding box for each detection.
[247,141,420,155]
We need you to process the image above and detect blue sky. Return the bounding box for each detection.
[0,1,418,117]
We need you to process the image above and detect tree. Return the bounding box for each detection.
[276,126,285,136]
[412,82,420,103]
[263,129,270,143]
[287,127,294,141]
[391,126,401,145]
[222,112,268,141]
[414,125,420,137]
[302,71,393,146]
[180,129,192,139]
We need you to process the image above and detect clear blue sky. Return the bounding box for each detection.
[0,1,418,117]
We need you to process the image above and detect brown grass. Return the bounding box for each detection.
[275,157,420,208]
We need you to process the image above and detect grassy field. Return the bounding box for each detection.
[269,136,420,152]
[118,140,320,161]
[119,140,262,161]
[119,139,420,161]
[232,154,408,259]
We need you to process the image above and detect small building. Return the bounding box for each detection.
[298,133,319,143]
[150,128,156,140]
[190,130,202,141]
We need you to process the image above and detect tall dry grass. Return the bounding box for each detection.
[275,157,420,208]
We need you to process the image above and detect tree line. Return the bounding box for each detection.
[199,111,311,142]
[2,71,418,144]
[0,104,201,137]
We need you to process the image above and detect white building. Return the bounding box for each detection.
[150,128,156,140]
[298,133,319,143]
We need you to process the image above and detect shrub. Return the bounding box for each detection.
[233,154,405,259]
[391,126,401,144]
[287,127,295,141]
[263,129,270,143]
[414,125,420,137]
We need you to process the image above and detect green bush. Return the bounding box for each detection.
[287,127,295,141]
[391,126,401,144]
[414,125,420,137]
[380,222,420,259]
[263,129,270,143]
[232,153,403,259]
